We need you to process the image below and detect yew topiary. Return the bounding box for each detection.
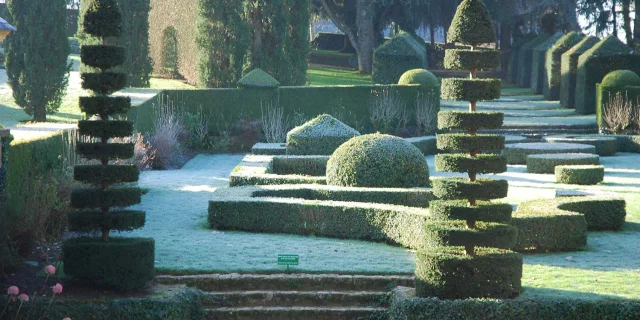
[417,0,522,300]
[63,0,154,291]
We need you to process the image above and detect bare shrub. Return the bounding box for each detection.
[261,102,290,143]
[184,107,212,150]
[370,87,407,133]
[602,92,635,134]
[149,98,183,169]
[415,90,439,136]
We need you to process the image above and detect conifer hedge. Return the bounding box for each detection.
[64,0,154,291]
[416,0,522,300]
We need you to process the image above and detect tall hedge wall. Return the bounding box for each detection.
[78,0,153,88]
[517,34,550,87]
[544,32,584,100]
[372,33,428,84]
[129,84,427,136]
[530,32,563,94]
[149,0,198,84]
[559,36,599,109]
[507,34,537,84]
[575,36,640,114]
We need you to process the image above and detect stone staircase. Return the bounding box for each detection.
[157,273,414,320]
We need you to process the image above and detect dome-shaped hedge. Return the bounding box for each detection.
[326,134,429,188]
[398,69,439,89]
[600,70,640,89]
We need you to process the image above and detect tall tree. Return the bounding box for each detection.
[5,0,71,122]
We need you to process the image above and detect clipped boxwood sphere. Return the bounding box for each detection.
[326,134,429,188]
[398,69,439,89]
[600,70,640,89]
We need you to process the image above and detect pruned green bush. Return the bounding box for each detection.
[398,69,439,89]
[526,153,600,174]
[286,114,360,155]
[271,156,329,176]
[81,45,126,71]
[237,69,280,88]
[441,78,501,102]
[511,205,587,252]
[229,154,327,187]
[542,135,618,156]
[430,200,513,223]
[78,120,134,140]
[517,197,626,233]
[595,70,640,129]
[438,111,503,130]
[560,36,599,108]
[436,134,505,151]
[432,178,508,200]
[531,32,563,94]
[444,50,500,70]
[435,153,506,174]
[517,34,550,87]
[555,165,605,185]
[446,0,496,46]
[544,32,584,100]
[502,142,596,164]
[575,36,640,114]
[372,33,428,84]
[423,221,517,249]
[415,247,522,299]
[326,134,429,188]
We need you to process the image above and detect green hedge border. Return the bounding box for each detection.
[555,165,605,185]
[526,153,600,174]
[502,143,596,165]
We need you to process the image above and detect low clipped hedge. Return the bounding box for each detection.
[405,136,437,155]
[326,134,429,188]
[63,237,155,291]
[286,114,360,156]
[433,178,508,200]
[542,135,617,156]
[271,156,329,176]
[526,153,599,174]
[511,200,587,252]
[414,247,522,299]
[616,135,640,152]
[209,186,433,249]
[502,142,596,165]
[560,36,600,108]
[391,288,640,320]
[440,78,501,101]
[443,49,500,71]
[0,288,204,320]
[517,196,625,234]
[372,33,428,84]
[555,165,605,185]
[251,143,286,155]
[438,111,504,130]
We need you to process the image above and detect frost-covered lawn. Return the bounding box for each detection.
[128,152,640,300]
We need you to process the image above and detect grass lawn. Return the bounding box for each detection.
[307,64,371,86]
[124,150,640,301]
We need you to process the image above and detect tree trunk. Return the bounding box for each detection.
[33,105,47,122]
[622,0,632,44]
[356,0,375,74]
[635,0,640,50]
[612,1,618,38]
[252,2,263,67]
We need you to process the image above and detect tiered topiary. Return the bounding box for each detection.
[63,0,154,291]
[416,0,522,299]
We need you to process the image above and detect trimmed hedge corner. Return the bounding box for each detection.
[560,36,600,108]
[544,32,584,100]
[555,165,605,185]
[326,134,429,188]
[372,33,428,84]
[526,153,599,174]
[503,142,596,165]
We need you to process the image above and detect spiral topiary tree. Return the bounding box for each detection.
[63,0,154,291]
[416,0,522,299]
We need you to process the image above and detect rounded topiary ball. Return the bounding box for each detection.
[398,69,439,89]
[326,134,430,188]
[601,70,640,89]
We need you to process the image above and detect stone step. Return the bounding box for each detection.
[157,273,414,292]
[202,290,388,308]
[204,306,388,320]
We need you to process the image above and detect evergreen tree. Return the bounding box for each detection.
[5,0,70,122]
[416,0,522,299]
[63,0,154,291]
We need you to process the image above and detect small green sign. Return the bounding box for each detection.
[278,254,299,266]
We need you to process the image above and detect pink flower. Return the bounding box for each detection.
[45,265,56,275]
[52,283,63,294]
[7,286,19,295]
[17,294,29,302]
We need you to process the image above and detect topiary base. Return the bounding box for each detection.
[415,246,522,299]
[63,237,155,291]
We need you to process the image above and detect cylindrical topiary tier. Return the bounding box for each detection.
[542,135,617,156]
[555,165,605,185]
[441,78,501,101]
[438,111,504,130]
[444,49,501,70]
[526,153,600,174]
[326,133,429,188]
[430,200,513,223]
[503,142,596,164]
[423,221,518,249]
[415,247,523,299]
